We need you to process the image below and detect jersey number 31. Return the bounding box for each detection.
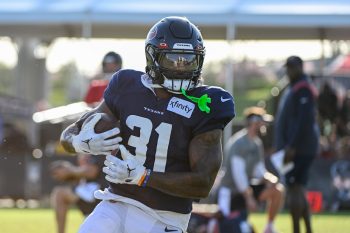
[126,115,172,172]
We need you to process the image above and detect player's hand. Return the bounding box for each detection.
[72,113,121,155]
[103,145,147,185]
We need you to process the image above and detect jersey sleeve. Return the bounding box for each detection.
[193,87,235,135]
[103,71,122,117]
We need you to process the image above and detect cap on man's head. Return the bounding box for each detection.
[285,56,303,67]
[102,51,122,65]
[243,106,273,123]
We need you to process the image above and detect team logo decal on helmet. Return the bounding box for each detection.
[146,26,157,42]
[145,16,205,94]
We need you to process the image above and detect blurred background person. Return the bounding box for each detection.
[0,122,30,156]
[50,154,107,233]
[273,56,319,233]
[329,160,350,212]
[218,106,284,233]
[84,51,123,107]
[188,196,255,233]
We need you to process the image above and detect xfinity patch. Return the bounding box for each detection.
[167,97,195,118]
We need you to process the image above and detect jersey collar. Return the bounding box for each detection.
[141,74,168,96]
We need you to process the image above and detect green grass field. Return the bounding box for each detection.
[0,208,349,233]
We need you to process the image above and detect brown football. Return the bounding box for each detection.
[82,113,120,155]
[83,112,120,134]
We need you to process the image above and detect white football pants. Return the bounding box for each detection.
[78,200,183,233]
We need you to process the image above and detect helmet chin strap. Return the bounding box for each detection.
[149,81,181,94]
[149,72,201,95]
[152,82,182,94]
[150,83,163,89]
[160,73,198,93]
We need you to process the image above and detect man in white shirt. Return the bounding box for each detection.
[219,107,284,233]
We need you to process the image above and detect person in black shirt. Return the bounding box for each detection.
[274,56,320,233]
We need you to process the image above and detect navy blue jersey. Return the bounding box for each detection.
[104,69,235,214]
[274,76,319,155]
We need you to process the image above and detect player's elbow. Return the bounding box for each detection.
[197,189,211,199]
[193,166,221,198]
[195,177,214,198]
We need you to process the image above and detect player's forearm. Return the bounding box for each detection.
[60,124,80,153]
[147,130,222,199]
[147,171,215,199]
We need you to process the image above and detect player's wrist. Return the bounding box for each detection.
[138,169,152,187]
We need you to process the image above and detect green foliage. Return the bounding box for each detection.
[246,75,273,89]
[233,85,273,121]
[0,63,14,95]
[203,62,225,88]
[203,60,276,120]
[0,62,81,107]
[48,62,79,107]
[49,87,67,107]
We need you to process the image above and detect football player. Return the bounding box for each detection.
[60,16,235,233]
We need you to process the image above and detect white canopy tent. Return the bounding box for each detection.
[1,0,350,144]
[0,0,350,40]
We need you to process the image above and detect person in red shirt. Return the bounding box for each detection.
[84,52,122,106]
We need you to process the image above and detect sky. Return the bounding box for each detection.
[0,37,336,76]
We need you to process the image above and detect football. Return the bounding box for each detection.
[83,112,120,134]
[82,113,120,155]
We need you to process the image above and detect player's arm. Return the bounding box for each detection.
[60,101,120,154]
[148,129,223,199]
[104,129,222,199]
